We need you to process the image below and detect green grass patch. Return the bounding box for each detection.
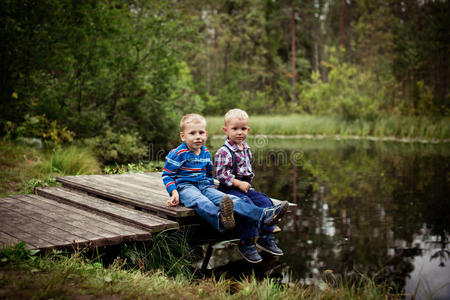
[0,140,166,197]
[1,243,403,299]
[103,161,164,174]
[0,140,53,196]
[120,230,197,278]
[206,114,450,140]
[48,146,101,175]
[208,136,450,158]
[0,140,102,197]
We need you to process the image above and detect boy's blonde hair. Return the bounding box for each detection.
[180,113,206,131]
[224,108,249,125]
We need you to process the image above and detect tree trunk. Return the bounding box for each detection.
[313,37,319,73]
[291,1,296,102]
[339,0,345,48]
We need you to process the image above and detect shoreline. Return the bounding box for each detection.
[211,134,450,144]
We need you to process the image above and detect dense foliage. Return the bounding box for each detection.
[1,0,448,162]
[1,0,201,161]
[185,0,449,117]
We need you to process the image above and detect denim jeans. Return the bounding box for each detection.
[177,179,266,232]
[219,185,275,239]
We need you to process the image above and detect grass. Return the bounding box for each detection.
[0,243,403,299]
[0,140,101,197]
[120,230,197,278]
[0,140,58,197]
[0,139,166,197]
[103,160,164,174]
[208,136,450,158]
[206,114,450,141]
[49,146,101,175]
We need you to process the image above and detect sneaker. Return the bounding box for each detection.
[262,201,289,226]
[219,195,235,230]
[268,225,282,234]
[238,240,263,263]
[256,235,284,256]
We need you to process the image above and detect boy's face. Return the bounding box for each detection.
[222,118,250,146]
[180,121,208,154]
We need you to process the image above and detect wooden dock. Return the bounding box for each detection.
[0,173,295,252]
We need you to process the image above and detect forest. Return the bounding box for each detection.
[1,2,449,298]
[1,0,449,162]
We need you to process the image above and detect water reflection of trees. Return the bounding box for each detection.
[250,143,449,290]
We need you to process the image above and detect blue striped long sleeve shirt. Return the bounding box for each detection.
[161,142,215,196]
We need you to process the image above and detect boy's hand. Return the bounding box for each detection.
[236,180,251,193]
[167,190,179,207]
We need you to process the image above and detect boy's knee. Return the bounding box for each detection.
[249,191,272,204]
[197,195,212,204]
[229,195,241,203]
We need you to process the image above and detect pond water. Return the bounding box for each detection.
[208,137,450,299]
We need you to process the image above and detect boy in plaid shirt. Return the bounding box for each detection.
[215,109,287,263]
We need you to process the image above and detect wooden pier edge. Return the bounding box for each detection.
[56,176,196,218]
[1,172,297,266]
[35,187,179,233]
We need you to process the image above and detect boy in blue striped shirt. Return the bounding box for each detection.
[162,114,288,237]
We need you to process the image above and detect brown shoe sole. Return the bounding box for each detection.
[220,195,235,230]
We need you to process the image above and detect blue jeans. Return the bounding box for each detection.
[177,179,266,232]
[219,185,275,239]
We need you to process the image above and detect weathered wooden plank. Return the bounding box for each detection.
[135,173,171,188]
[123,172,165,186]
[83,175,169,200]
[60,174,166,195]
[21,194,151,241]
[36,187,179,232]
[0,231,33,249]
[127,173,175,195]
[0,195,152,249]
[1,196,121,244]
[61,174,171,206]
[57,176,177,216]
[101,174,169,198]
[140,172,163,179]
[0,207,76,247]
[4,194,150,241]
[57,175,195,217]
[0,223,53,249]
[58,175,172,205]
[117,172,164,185]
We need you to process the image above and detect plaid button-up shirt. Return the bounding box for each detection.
[214,138,254,187]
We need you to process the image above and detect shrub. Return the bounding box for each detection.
[294,48,382,121]
[83,129,147,165]
[12,114,74,147]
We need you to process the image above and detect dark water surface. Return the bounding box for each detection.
[209,137,450,299]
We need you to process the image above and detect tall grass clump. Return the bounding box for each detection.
[48,146,101,175]
[314,270,402,300]
[236,276,293,299]
[121,229,197,278]
[0,140,103,196]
